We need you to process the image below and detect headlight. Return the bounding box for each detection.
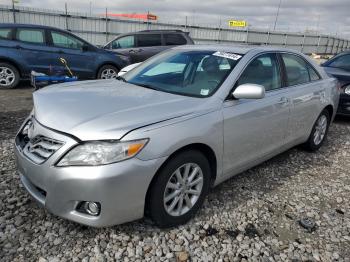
[57,139,148,166]
[345,85,350,95]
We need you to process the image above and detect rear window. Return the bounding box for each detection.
[137,34,161,47]
[0,28,12,40]
[164,34,187,45]
[16,28,45,44]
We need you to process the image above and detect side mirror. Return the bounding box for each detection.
[232,84,265,99]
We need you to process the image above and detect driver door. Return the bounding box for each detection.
[222,53,291,176]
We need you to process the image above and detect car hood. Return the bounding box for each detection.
[33,80,210,141]
[323,66,350,83]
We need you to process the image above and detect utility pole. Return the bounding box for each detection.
[273,0,282,31]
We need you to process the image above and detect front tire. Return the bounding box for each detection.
[303,109,330,151]
[97,65,119,79]
[148,150,211,228]
[0,62,20,89]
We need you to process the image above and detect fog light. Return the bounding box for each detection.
[84,201,100,216]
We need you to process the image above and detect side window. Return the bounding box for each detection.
[16,28,45,44]
[51,31,84,50]
[307,64,321,81]
[281,54,310,86]
[137,34,161,47]
[329,55,350,70]
[164,34,187,45]
[0,28,12,40]
[111,35,135,49]
[237,53,281,91]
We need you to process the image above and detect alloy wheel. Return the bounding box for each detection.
[0,66,15,87]
[313,115,328,145]
[163,163,204,217]
[100,68,118,79]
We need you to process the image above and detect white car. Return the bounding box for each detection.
[118,62,142,76]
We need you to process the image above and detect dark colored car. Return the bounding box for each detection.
[103,30,194,63]
[0,23,129,88]
[322,51,350,116]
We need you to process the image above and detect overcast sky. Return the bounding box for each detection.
[18,0,350,38]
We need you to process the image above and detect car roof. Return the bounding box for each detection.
[0,23,66,31]
[172,44,301,55]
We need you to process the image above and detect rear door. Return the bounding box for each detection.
[222,53,290,176]
[279,53,324,143]
[134,33,166,62]
[14,27,53,76]
[163,33,189,46]
[48,30,95,79]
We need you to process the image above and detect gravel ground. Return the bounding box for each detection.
[0,87,350,262]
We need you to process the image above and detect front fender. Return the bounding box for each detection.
[122,110,224,180]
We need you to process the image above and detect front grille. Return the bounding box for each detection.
[23,136,63,164]
[16,120,64,164]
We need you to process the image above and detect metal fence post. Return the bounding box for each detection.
[65,3,68,30]
[284,34,288,46]
[12,0,16,23]
[266,30,270,45]
[105,8,108,43]
[301,34,306,53]
[316,35,321,54]
[245,27,249,45]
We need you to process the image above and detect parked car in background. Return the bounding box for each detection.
[15,46,339,227]
[104,30,194,64]
[321,51,350,116]
[0,23,129,88]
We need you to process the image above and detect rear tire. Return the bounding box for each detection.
[97,65,119,79]
[0,62,20,89]
[148,150,210,228]
[302,109,330,152]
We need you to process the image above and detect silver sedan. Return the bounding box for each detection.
[15,45,339,227]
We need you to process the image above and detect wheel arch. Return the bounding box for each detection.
[324,104,334,119]
[144,143,218,216]
[0,57,24,77]
[95,62,121,78]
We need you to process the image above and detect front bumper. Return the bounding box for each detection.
[337,94,350,116]
[15,117,166,227]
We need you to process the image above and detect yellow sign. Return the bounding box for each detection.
[229,20,247,27]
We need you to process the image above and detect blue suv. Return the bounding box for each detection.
[0,23,130,88]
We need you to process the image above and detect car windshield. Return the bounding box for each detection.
[123,49,242,97]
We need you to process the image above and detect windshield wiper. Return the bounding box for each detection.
[116,76,127,82]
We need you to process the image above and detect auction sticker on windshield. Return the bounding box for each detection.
[213,51,242,60]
